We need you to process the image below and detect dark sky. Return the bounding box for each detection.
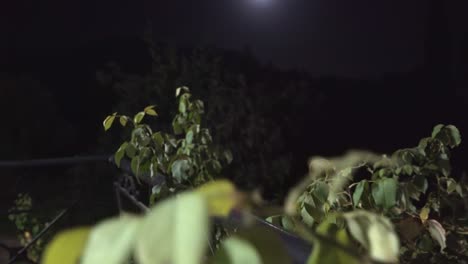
[3,0,468,77]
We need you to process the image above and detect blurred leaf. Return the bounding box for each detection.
[212,237,261,264]
[405,183,421,201]
[179,100,187,114]
[224,150,233,164]
[413,174,428,193]
[281,216,296,232]
[307,220,359,264]
[186,130,194,144]
[352,180,367,207]
[133,112,145,124]
[41,227,91,264]
[135,193,209,264]
[171,159,191,183]
[371,178,397,209]
[446,178,457,194]
[419,207,430,223]
[131,156,140,176]
[196,180,238,217]
[313,182,329,203]
[417,233,434,252]
[81,215,141,264]
[343,210,399,263]
[266,215,282,226]
[103,113,117,131]
[301,206,315,227]
[367,217,400,262]
[303,202,324,224]
[427,219,446,252]
[234,226,292,264]
[455,184,464,197]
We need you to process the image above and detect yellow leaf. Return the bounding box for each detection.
[420,207,430,223]
[103,113,117,131]
[145,109,158,116]
[144,105,158,116]
[196,180,239,217]
[41,227,91,264]
[119,116,128,126]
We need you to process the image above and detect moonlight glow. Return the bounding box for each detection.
[250,0,273,8]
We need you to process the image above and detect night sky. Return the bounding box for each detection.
[1,0,468,176]
[4,0,467,77]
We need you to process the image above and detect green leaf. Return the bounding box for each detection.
[307,220,359,264]
[81,215,141,264]
[367,217,400,262]
[233,226,292,264]
[352,180,367,207]
[212,237,262,264]
[266,215,282,226]
[131,156,140,177]
[132,127,151,147]
[417,233,434,252]
[179,99,187,114]
[224,150,233,164]
[210,160,223,174]
[119,116,128,127]
[446,178,457,194]
[432,124,461,148]
[171,159,191,183]
[405,182,421,201]
[281,216,296,232]
[427,219,446,252]
[343,211,399,263]
[300,206,315,227]
[200,129,212,144]
[175,86,190,97]
[371,178,397,209]
[114,142,128,168]
[313,181,329,203]
[152,132,164,148]
[303,202,324,224]
[412,174,428,193]
[125,143,137,158]
[133,112,145,124]
[186,130,194,144]
[172,119,183,135]
[135,193,209,264]
[103,113,117,131]
[445,125,462,147]
[431,124,444,138]
[144,105,158,116]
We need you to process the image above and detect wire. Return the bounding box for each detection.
[0,155,111,168]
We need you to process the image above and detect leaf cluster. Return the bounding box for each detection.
[279,124,467,263]
[103,87,232,203]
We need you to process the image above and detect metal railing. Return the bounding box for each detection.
[1,155,111,264]
[2,155,312,264]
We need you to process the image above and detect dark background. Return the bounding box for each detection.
[1,0,467,202]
